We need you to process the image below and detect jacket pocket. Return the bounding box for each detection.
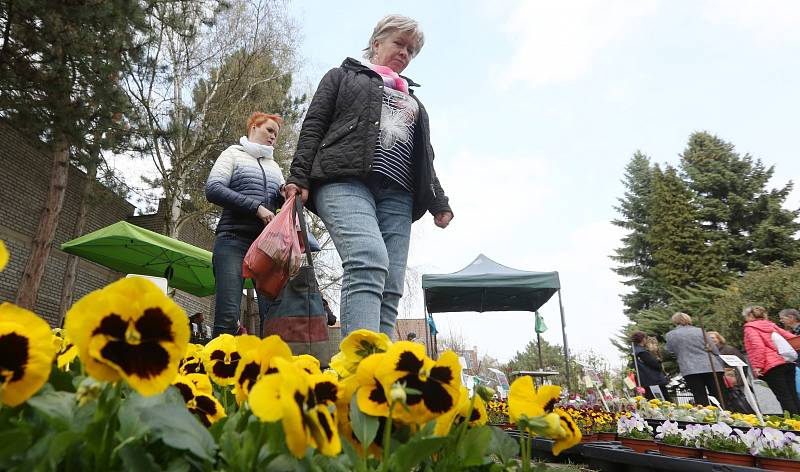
[319,116,359,150]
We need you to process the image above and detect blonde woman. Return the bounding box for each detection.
[664,312,725,405]
[284,15,453,339]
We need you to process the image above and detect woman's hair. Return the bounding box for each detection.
[780,308,800,322]
[630,331,647,344]
[671,312,693,326]
[246,112,283,134]
[363,14,425,61]
[742,305,768,320]
[707,330,726,345]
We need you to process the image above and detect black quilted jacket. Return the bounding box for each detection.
[287,58,452,222]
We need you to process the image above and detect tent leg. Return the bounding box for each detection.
[558,289,571,392]
[536,331,544,370]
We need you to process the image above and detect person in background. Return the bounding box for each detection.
[284,15,453,340]
[707,330,749,387]
[743,305,800,414]
[664,312,727,406]
[780,308,800,336]
[206,112,285,338]
[631,331,672,402]
[189,312,208,344]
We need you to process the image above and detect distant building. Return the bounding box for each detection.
[396,318,434,357]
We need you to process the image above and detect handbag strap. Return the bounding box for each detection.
[293,196,314,268]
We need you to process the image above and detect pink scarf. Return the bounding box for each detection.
[367,62,409,94]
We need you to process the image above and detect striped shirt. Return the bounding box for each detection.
[372,87,418,192]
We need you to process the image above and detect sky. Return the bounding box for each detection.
[284,0,800,367]
[109,0,800,368]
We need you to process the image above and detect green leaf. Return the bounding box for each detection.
[349,394,379,448]
[389,436,448,472]
[127,389,218,462]
[487,426,519,464]
[48,364,77,392]
[456,426,492,467]
[339,438,362,471]
[0,428,32,460]
[118,442,160,472]
[26,389,76,429]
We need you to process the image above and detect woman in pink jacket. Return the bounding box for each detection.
[743,305,800,414]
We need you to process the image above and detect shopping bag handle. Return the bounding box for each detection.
[292,196,314,268]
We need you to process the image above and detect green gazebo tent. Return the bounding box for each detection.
[421,254,572,389]
[61,221,255,297]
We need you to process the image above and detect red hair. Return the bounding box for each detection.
[246,112,283,133]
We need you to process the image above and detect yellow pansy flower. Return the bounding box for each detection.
[355,353,389,417]
[233,335,292,405]
[375,342,461,424]
[551,408,582,455]
[0,303,56,406]
[172,374,226,426]
[179,343,206,375]
[293,354,322,375]
[249,357,341,458]
[331,329,391,378]
[64,277,189,396]
[52,328,78,371]
[508,376,561,423]
[202,334,260,386]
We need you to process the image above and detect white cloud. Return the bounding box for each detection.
[404,144,630,363]
[700,0,800,46]
[493,0,661,87]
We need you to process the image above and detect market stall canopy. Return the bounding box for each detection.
[60,221,243,297]
[422,254,560,313]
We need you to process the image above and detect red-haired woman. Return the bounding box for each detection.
[206,112,284,337]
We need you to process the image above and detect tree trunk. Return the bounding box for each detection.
[16,135,70,310]
[56,161,97,325]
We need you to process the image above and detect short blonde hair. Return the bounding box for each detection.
[672,312,693,326]
[363,14,425,60]
[743,305,768,320]
[707,331,726,345]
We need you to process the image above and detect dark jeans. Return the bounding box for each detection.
[684,372,726,406]
[212,232,272,337]
[762,363,800,414]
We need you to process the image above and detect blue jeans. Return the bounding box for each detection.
[314,175,413,339]
[212,232,272,337]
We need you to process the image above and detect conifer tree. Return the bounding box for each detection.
[680,131,800,274]
[647,165,727,291]
[0,0,149,309]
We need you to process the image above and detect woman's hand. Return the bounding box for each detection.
[753,367,762,377]
[284,183,309,205]
[256,205,274,225]
[434,211,453,229]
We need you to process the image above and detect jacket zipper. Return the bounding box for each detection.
[257,158,268,206]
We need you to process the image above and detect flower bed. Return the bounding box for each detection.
[0,251,583,471]
[626,396,800,431]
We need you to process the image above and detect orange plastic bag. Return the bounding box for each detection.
[242,196,304,298]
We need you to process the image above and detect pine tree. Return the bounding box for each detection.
[680,131,800,274]
[0,0,149,309]
[611,152,662,314]
[647,165,728,291]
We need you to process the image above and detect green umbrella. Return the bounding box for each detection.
[60,221,251,297]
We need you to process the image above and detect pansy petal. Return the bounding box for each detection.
[0,303,56,406]
[0,240,8,271]
[552,408,582,456]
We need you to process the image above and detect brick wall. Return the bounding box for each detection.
[396,318,434,357]
[0,122,214,326]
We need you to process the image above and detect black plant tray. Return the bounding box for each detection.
[505,432,763,472]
